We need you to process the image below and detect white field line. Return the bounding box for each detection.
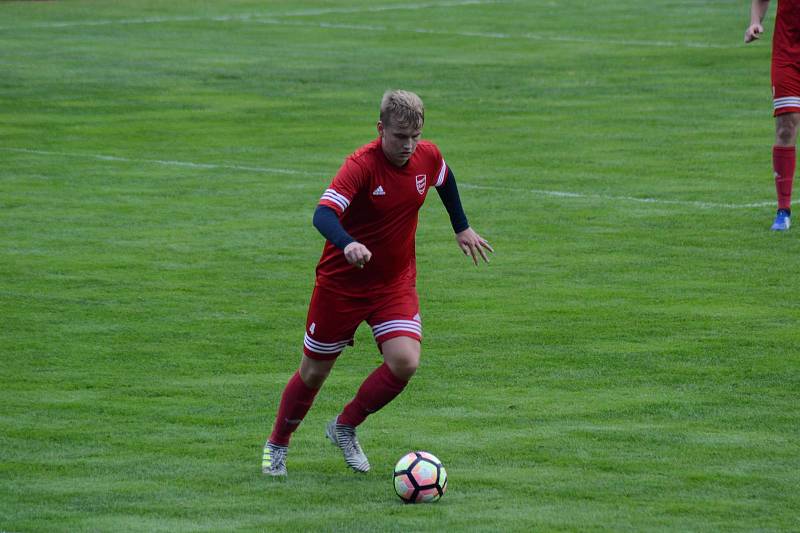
[0,147,325,177]
[1,147,772,210]
[248,19,732,49]
[0,0,731,49]
[459,183,774,209]
[0,0,500,30]
[273,0,499,17]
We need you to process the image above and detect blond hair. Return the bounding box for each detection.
[379,90,424,129]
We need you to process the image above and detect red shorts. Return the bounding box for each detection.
[772,62,800,116]
[302,284,422,360]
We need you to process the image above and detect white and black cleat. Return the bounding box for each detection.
[326,417,370,473]
[262,441,288,477]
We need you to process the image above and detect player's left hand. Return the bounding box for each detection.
[744,23,763,43]
[455,227,493,266]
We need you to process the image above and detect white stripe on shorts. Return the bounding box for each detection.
[774,96,800,109]
[303,333,350,354]
[371,319,422,339]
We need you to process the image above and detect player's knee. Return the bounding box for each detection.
[382,336,421,380]
[299,357,334,388]
[300,366,330,388]
[776,125,796,146]
[775,117,799,146]
[386,352,419,381]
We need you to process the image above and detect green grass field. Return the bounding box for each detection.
[2,0,799,531]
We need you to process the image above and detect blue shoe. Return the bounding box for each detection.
[770,209,791,231]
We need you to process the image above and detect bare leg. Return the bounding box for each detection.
[381,336,421,381]
[775,112,800,146]
[299,354,336,388]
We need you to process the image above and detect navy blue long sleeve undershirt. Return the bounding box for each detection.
[312,205,356,250]
[313,167,470,250]
[436,169,470,233]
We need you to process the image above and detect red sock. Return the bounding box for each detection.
[773,145,795,211]
[269,371,319,446]
[338,363,408,427]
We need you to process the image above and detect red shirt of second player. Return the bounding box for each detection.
[773,0,800,67]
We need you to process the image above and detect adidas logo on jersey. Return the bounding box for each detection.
[372,186,386,196]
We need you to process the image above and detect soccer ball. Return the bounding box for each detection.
[393,451,447,503]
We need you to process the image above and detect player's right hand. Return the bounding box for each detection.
[744,23,763,43]
[344,242,372,269]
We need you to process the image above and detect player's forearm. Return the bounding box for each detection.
[435,169,470,233]
[751,0,770,24]
[313,205,356,250]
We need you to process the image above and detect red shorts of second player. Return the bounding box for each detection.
[772,62,800,116]
[302,284,422,360]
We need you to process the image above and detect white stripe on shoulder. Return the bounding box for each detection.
[434,159,448,187]
[320,188,351,211]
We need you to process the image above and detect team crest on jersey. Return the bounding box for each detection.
[415,174,426,195]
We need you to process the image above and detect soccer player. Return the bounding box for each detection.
[745,0,800,231]
[261,90,493,476]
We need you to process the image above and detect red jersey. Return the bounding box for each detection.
[315,138,448,296]
[773,0,800,66]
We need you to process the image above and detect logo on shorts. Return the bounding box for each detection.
[309,322,316,335]
[415,174,426,195]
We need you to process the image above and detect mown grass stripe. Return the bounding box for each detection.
[1,147,772,210]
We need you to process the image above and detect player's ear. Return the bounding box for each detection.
[377,121,384,137]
